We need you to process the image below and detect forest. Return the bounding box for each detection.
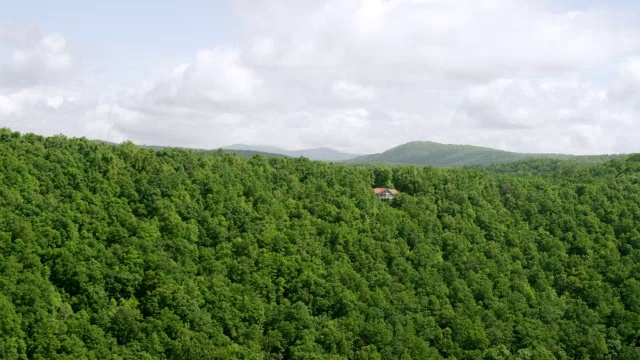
[1,128,640,359]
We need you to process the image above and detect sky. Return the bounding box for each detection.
[1,0,640,154]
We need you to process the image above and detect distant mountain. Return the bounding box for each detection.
[348,141,624,167]
[103,139,623,167]
[223,144,360,161]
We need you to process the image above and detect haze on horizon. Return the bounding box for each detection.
[2,0,640,155]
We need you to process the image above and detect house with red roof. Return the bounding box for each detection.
[373,188,399,201]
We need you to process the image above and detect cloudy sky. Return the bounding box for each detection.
[2,0,640,154]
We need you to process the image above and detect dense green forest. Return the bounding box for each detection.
[1,128,640,359]
[349,141,624,167]
[468,158,629,177]
[143,144,288,160]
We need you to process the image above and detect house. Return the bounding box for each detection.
[373,187,399,201]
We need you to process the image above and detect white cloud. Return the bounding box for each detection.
[3,1,640,155]
[0,87,98,136]
[450,77,637,153]
[0,27,74,88]
[0,95,14,115]
[621,57,640,84]
[237,0,635,77]
[332,81,376,101]
[132,48,261,112]
[46,96,64,109]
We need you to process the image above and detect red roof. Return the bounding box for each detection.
[373,188,399,195]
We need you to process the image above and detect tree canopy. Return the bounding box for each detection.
[1,128,640,359]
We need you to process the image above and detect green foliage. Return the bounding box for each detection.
[1,128,640,358]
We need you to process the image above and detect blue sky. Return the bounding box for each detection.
[3,0,235,47]
[1,0,640,154]
[2,0,236,85]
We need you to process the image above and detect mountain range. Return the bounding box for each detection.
[223,141,626,167]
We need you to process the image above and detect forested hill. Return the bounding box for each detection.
[2,128,640,359]
[349,141,624,167]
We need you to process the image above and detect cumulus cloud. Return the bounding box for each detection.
[132,48,262,112]
[3,1,640,154]
[458,78,606,130]
[237,0,635,77]
[0,86,111,140]
[148,0,637,153]
[332,81,376,101]
[451,77,632,153]
[0,26,74,88]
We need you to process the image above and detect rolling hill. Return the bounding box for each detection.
[348,141,625,167]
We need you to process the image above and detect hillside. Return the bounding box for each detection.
[469,157,626,177]
[223,144,360,161]
[2,129,640,358]
[349,141,624,167]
